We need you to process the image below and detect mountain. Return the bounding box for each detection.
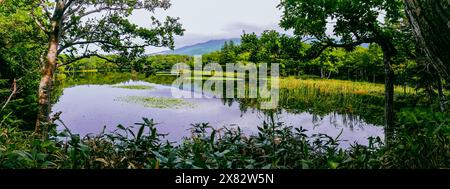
[155,38,241,56]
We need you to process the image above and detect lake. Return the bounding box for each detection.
[52,72,384,147]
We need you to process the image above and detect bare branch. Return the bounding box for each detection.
[65,0,76,7]
[39,0,53,20]
[78,6,129,18]
[63,3,82,19]
[1,79,18,111]
[58,40,162,55]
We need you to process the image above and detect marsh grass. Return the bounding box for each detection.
[113,85,155,90]
[117,96,196,109]
[280,77,416,96]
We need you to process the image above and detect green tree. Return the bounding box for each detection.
[0,0,46,129]
[404,0,449,78]
[219,41,237,64]
[240,32,261,63]
[279,0,411,141]
[404,1,449,112]
[30,0,184,134]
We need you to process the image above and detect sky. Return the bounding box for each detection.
[129,0,289,53]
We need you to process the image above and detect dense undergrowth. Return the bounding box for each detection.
[0,109,448,169]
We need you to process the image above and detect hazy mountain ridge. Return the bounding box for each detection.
[155,38,241,56]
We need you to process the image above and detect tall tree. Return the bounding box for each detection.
[278,0,410,142]
[404,0,449,111]
[404,0,449,77]
[31,0,184,134]
[1,0,46,129]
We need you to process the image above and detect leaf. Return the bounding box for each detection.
[328,161,340,169]
[117,124,126,131]
[262,164,272,169]
[95,158,109,165]
[152,151,168,163]
[137,124,146,141]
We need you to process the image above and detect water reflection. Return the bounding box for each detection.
[52,72,384,147]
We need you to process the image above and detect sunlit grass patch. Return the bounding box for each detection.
[113,85,155,90]
[116,96,196,109]
[280,77,415,96]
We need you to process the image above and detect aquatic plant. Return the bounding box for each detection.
[116,96,197,109]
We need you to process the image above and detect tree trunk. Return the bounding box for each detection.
[404,0,450,77]
[348,69,351,80]
[383,52,396,145]
[35,2,64,135]
[35,33,59,134]
[436,74,446,112]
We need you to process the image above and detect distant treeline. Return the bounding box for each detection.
[63,30,424,88]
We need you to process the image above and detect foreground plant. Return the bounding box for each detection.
[1,108,449,169]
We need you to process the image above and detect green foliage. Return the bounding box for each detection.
[62,55,119,71]
[137,55,193,73]
[0,0,45,129]
[279,0,405,44]
[219,41,238,64]
[383,109,450,168]
[1,111,448,169]
[51,0,185,65]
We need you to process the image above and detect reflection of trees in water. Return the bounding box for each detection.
[52,72,177,105]
[221,92,381,130]
[304,112,367,131]
[56,72,177,88]
[330,113,367,132]
[54,72,383,130]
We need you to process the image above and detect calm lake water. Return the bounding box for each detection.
[52,72,384,147]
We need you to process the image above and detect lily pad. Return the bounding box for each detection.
[116,96,196,109]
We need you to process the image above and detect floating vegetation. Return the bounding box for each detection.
[116,96,196,109]
[113,85,155,90]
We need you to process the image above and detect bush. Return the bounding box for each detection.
[1,111,449,169]
[382,109,450,168]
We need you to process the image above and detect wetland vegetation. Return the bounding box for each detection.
[0,0,449,169]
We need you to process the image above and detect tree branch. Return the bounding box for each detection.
[39,0,53,20]
[58,40,162,55]
[1,79,17,111]
[30,7,49,34]
[306,37,377,60]
[58,53,118,67]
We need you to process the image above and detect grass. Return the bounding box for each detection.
[116,96,196,109]
[280,77,416,96]
[113,85,155,90]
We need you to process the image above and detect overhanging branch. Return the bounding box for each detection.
[58,53,119,67]
[306,37,377,60]
[30,7,49,34]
